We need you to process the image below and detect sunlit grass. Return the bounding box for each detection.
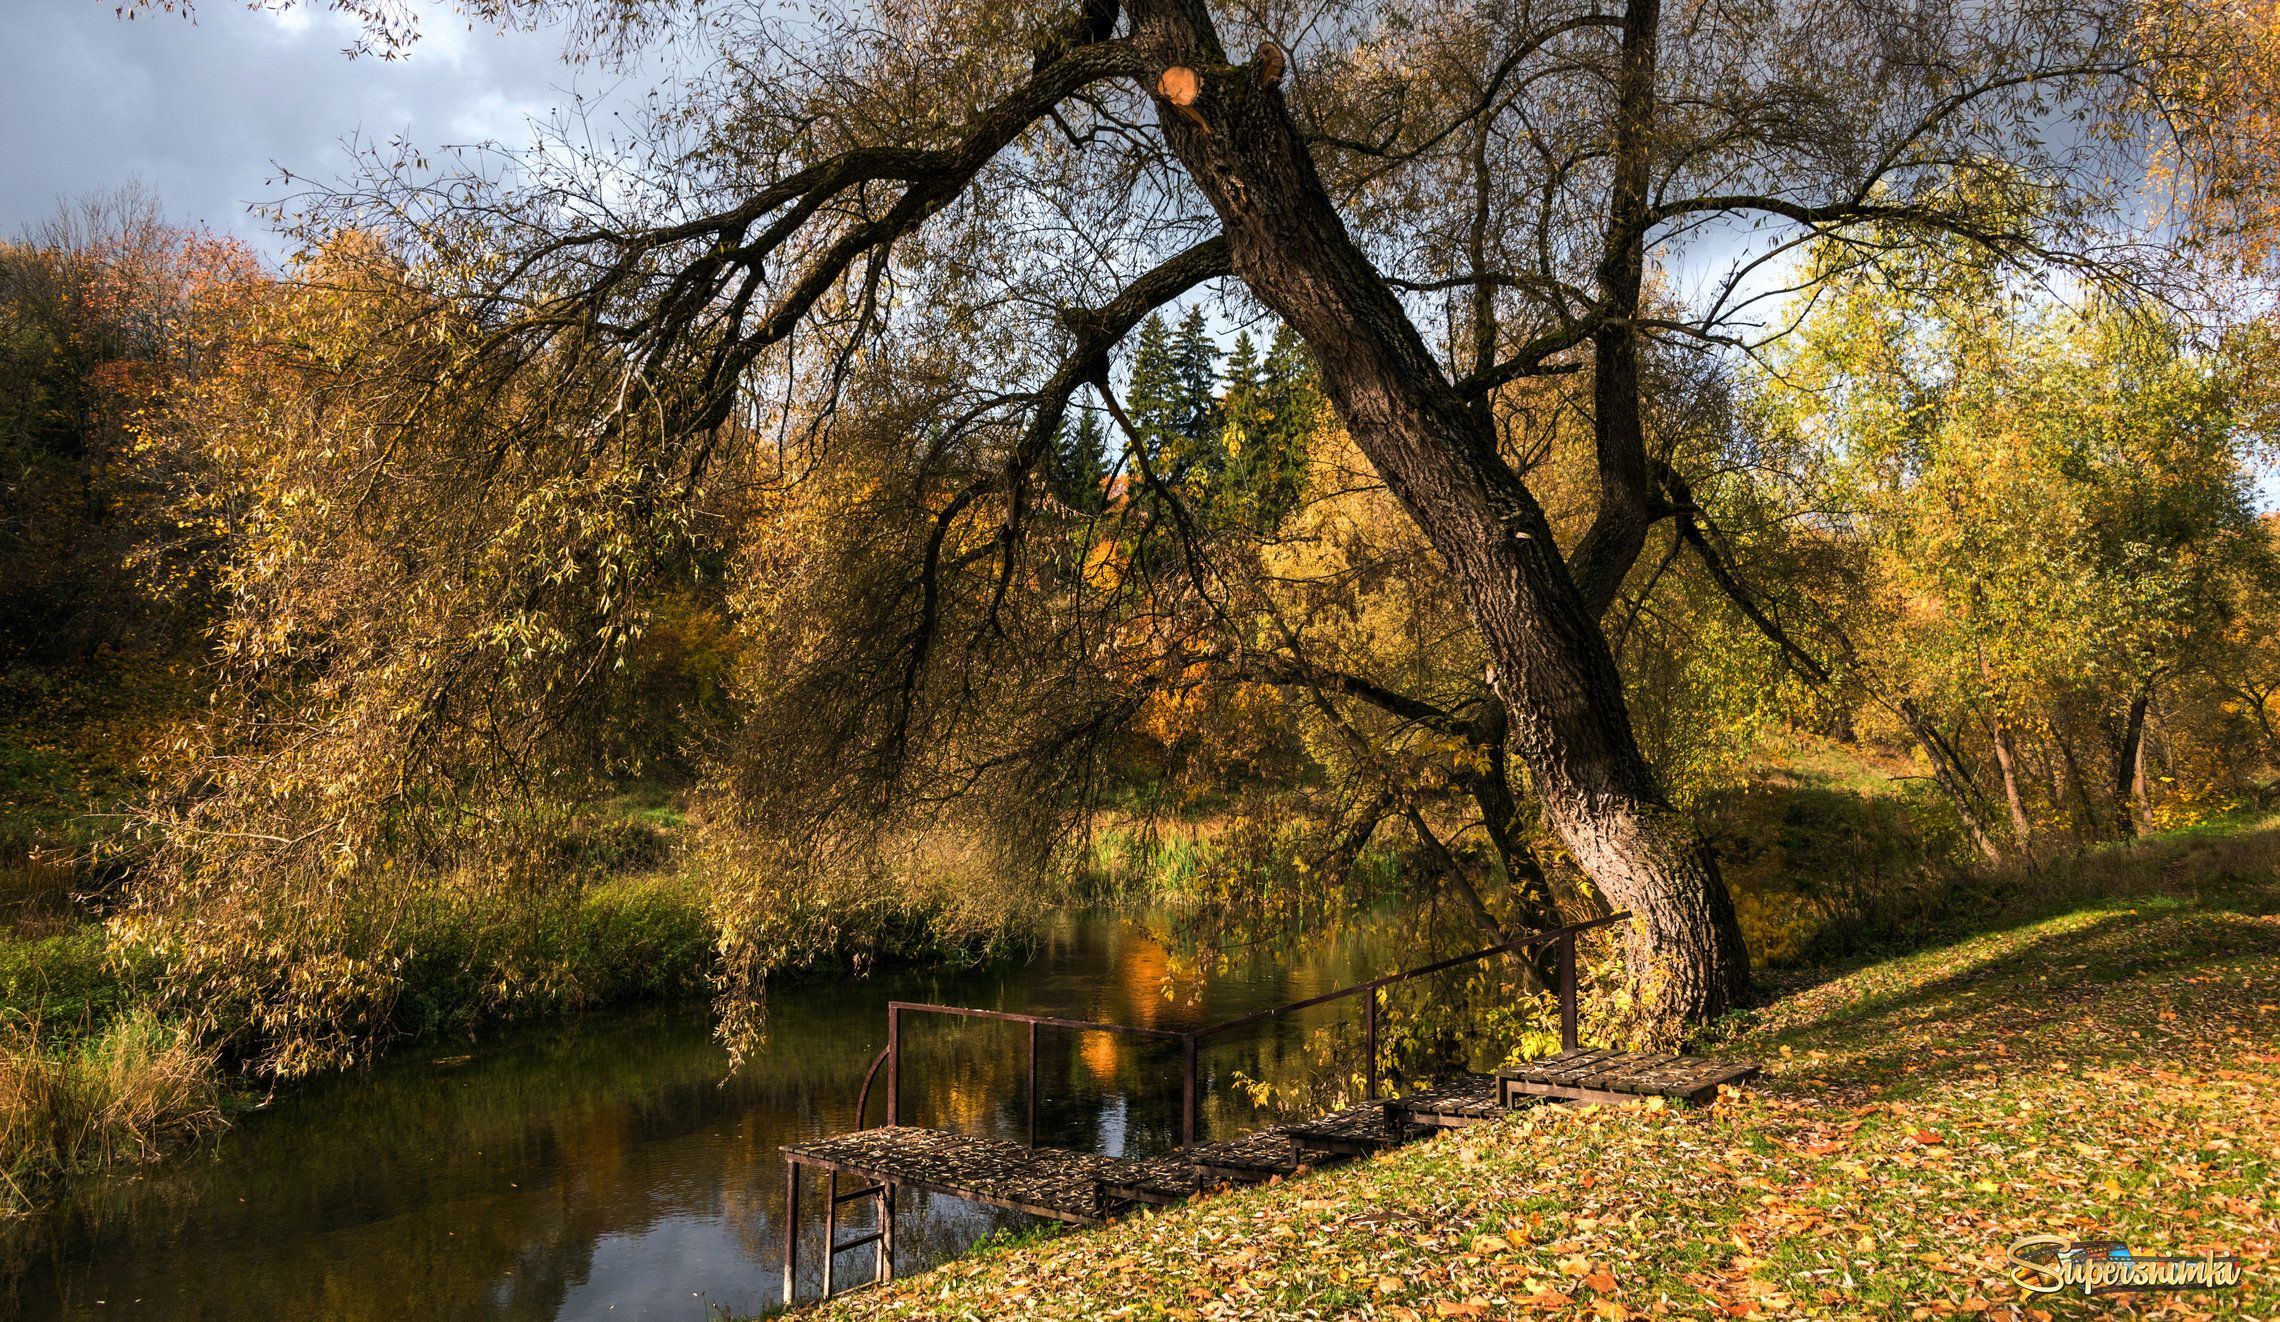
[796,846,2279,1322]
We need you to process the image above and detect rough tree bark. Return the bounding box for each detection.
[1988,715,2034,853]
[1122,0,1750,1031]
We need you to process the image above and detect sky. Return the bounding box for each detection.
[0,0,638,258]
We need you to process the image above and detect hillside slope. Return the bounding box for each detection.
[799,842,2280,1321]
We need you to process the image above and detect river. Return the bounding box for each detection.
[1,910,1402,1320]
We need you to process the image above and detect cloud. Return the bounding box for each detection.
[0,1,633,259]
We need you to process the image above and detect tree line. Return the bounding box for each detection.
[11,0,2279,1070]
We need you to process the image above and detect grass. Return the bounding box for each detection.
[793,828,2280,1322]
[392,870,721,1037]
[0,1008,226,1212]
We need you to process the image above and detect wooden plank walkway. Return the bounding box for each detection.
[786,1055,1760,1230]
[1282,1098,1415,1157]
[783,1127,1184,1226]
[1499,1048,1760,1106]
[1386,1072,1508,1129]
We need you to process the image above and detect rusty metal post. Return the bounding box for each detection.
[1027,1021,1038,1148]
[879,1183,896,1283]
[886,1004,901,1127]
[782,1159,800,1309]
[1364,987,1379,1101]
[823,1170,839,1298]
[1181,1033,1198,1147]
[1559,931,1577,1051]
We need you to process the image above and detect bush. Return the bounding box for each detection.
[1700,773,1960,965]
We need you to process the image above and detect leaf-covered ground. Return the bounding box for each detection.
[796,880,2279,1322]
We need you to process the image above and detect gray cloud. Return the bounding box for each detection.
[0,1,633,258]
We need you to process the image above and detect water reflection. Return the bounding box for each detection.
[0,912,1393,1320]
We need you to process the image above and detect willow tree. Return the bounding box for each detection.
[148,0,2217,1037]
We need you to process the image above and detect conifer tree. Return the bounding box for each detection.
[1126,312,1181,477]
[1049,408,1110,514]
[1219,325,1316,527]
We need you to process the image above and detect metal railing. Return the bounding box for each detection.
[859,911,1631,1147]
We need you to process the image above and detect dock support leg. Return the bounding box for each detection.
[887,1005,901,1127]
[823,1170,838,1298]
[1181,1034,1198,1147]
[1027,1021,1038,1148]
[782,1159,800,1309]
[878,1182,896,1283]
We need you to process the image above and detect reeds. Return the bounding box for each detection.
[0,1008,225,1213]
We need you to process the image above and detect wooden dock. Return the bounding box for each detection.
[782,1127,1194,1226]
[779,913,1762,1309]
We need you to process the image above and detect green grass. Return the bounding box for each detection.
[798,832,2280,1322]
[0,925,133,1028]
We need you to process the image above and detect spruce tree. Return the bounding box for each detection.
[1220,324,1317,528]
[1049,409,1109,514]
[1127,311,1181,475]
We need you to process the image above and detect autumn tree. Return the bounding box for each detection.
[0,186,260,662]
[133,0,2240,1043]
[1752,243,2275,856]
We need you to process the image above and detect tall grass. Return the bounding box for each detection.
[0,1008,225,1213]
[1069,825,1222,901]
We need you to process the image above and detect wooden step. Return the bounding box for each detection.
[1280,1099,1418,1156]
[1385,1072,1509,1128]
[1180,1127,1306,1184]
[1498,1049,1758,1106]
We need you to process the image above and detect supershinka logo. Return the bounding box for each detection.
[2006,1235,2246,1297]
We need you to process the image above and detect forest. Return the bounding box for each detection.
[3,0,2279,1229]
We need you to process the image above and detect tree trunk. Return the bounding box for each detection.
[2130,693,2159,835]
[2053,724,2105,842]
[1987,713,2034,853]
[1125,0,1750,1033]
[1458,694,1599,924]
[1896,698,2003,866]
[2112,684,2151,839]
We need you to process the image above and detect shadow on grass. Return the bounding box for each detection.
[1723,825,2280,1094]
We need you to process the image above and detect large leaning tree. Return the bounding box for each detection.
[147,0,2222,1040]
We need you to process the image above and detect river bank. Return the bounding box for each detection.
[0,852,1044,1212]
[0,907,1424,1319]
[793,831,2280,1322]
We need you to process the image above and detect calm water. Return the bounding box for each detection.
[0,911,1395,1320]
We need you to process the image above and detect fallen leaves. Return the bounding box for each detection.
[805,893,2280,1322]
